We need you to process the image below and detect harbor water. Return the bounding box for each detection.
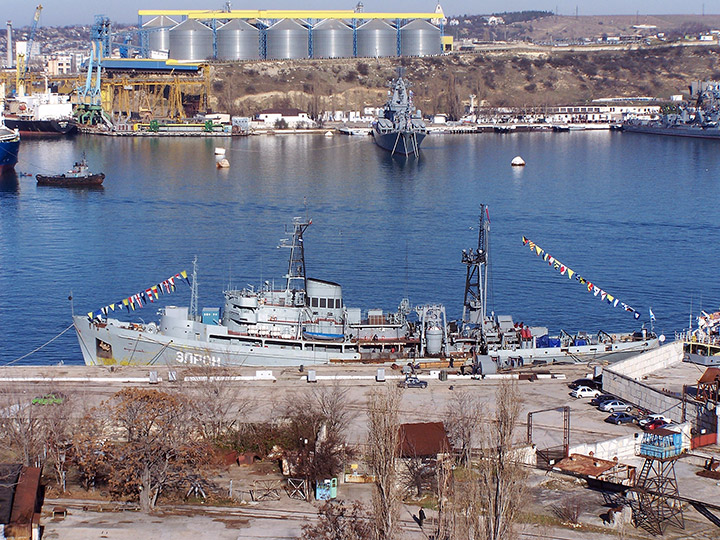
[1,131,719,366]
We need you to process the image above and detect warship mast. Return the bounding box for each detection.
[461,205,490,346]
[279,216,311,300]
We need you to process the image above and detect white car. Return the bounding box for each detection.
[638,414,672,428]
[571,386,601,399]
[600,400,632,413]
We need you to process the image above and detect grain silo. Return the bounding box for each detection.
[266,19,309,60]
[142,15,178,54]
[217,19,260,60]
[356,19,397,58]
[312,19,353,59]
[168,19,213,61]
[400,19,441,57]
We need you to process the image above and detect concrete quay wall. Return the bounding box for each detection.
[604,342,717,433]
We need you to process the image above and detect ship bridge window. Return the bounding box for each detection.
[320,298,327,308]
[311,297,318,308]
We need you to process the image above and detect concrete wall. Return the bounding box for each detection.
[569,434,639,462]
[607,341,684,380]
[604,342,717,433]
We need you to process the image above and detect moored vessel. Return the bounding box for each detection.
[623,81,720,140]
[372,72,426,157]
[37,155,104,187]
[0,117,20,173]
[73,209,659,369]
[4,92,78,136]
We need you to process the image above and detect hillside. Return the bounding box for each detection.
[210,45,720,118]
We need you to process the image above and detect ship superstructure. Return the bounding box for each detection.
[372,72,427,157]
[73,212,658,368]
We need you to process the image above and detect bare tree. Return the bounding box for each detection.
[283,384,356,483]
[300,500,372,540]
[444,389,481,467]
[182,365,252,442]
[0,388,47,467]
[106,388,210,512]
[475,380,527,540]
[366,387,402,540]
[42,397,76,491]
[71,406,111,491]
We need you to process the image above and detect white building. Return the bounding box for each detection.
[47,54,73,75]
[255,108,315,128]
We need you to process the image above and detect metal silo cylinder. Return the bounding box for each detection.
[312,19,353,59]
[142,15,177,53]
[356,19,397,58]
[168,19,214,61]
[400,19,441,57]
[266,19,309,60]
[217,19,260,60]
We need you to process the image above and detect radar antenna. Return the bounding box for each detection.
[279,216,311,294]
[462,205,490,337]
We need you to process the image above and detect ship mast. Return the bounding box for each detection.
[279,216,311,295]
[190,255,199,320]
[462,205,490,339]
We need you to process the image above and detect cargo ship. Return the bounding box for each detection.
[372,73,426,157]
[73,209,658,369]
[4,93,77,136]
[623,81,720,140]
[0,118,20,173]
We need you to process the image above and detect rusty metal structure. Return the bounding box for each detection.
[527,406,570,469]
[632,429,685,535]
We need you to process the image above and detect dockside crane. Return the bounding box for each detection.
[16,4,42,96]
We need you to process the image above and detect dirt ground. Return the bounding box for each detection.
[4,362,720,539]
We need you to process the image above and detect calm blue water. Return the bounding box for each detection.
[1,131,719,365]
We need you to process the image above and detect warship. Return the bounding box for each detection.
[73,208,659,369]
[372,73,427,157]
[0,117,20,173]
[623,81,720,139]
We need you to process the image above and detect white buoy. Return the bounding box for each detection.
[216,158,230,168]
[511,156,526,167]
[214,147,226,156]
[324,131,333,137]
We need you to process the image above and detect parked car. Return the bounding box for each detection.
[643,419,669,431]
[571,386,601,399]
[31,392,65,405]
[638,414,672,428]
[599,400,632,413]
[569,378,602,390]
[398,376,428,389]
[605,412,638,425]
[590,394,617,407]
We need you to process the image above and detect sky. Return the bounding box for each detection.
[4,0,716,27]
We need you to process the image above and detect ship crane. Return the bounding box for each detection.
[16,4,42,96]
[461,204,490,350]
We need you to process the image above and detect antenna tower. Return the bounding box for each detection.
[279,216,311,293]
[462,205,490,335]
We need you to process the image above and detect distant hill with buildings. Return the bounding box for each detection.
[210,45,720,118]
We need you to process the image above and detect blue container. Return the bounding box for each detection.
[201,307,220,324]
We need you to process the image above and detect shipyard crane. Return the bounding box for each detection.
[16,4,42,96]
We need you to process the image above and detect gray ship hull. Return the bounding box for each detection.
[73,315,657,367]
[372,128,426,156]
[73,315,361,367]
[623,123,720,139]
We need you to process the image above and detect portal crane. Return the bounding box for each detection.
[16,4,42,96]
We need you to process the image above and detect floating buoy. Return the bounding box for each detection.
[511,156,526,167]
[216,158,230,168]
[214,147,226,156]
[324,131,333,137]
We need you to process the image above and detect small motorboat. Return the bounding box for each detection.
[36,155,104,187]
